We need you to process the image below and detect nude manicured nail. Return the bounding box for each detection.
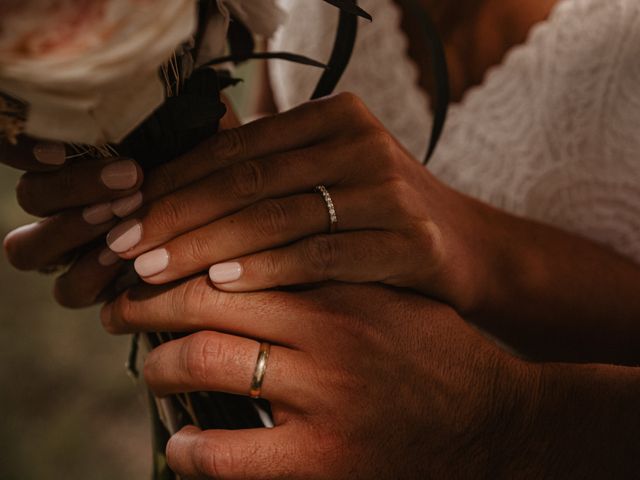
[209,262,243,284]
[107,219,142,253]
[98,248,121,267]
[33,141,66,165]
[83,202,114,225]
[135,248,169,277]
[101,160,138,190]
[112,191,143,218]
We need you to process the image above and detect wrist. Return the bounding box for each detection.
[495,361,640,478]
[478,355,546,478]
[442,197,515,317]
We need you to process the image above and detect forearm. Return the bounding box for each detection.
[500,361,640,478]
[468,202,640,364]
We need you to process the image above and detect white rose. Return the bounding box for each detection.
[0,0,198,145]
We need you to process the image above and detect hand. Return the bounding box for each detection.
[101,93,498,314]
[101,279,537,479]
[2,99,240,307]
[1,136,145,304]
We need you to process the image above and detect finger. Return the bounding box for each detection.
[130,186,386,283]
[167,425,311,480]
[142,331,308,405]
[141,92,369,202]
[3,209,119,271]
[132,193,325,283]
[16,157,143,216]
[101,276,302,345]
[1,137,68,171]
[53,245,124,309]
[209,231,416,292]
[128,178,414,285]
[106,143,351,258]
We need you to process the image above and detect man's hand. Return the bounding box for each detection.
[101,279,541,479]
[101,279,640,479]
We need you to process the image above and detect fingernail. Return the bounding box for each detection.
[134,248,169,277]
[33,141,66,165]
[112,191,143,218]
[98,247,121,266]
[82,202,114,225]
[101,159,138,190]
[209,262,243,284]
[107,219,142,253]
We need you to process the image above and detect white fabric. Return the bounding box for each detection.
[269,0,640,263]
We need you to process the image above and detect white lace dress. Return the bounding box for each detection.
[269,0,640,264]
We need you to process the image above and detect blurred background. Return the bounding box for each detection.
[0,164,151,479]
[0,79,255,479]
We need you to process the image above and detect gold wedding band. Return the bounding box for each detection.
[315,185,338,233]
[249,342,271,399]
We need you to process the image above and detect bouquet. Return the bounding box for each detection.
[0,1,377,478]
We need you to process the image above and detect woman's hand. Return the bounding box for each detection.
[1,137,145,305]
[2,98,240,307]
[102,278,539,479]
[99,93,495,314]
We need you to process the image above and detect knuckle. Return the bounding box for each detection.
[112,295,136,330]
[214,127,248,160]
[175,277,212,317]
[196,441,238,478]
[181,234,213,266]
[351,129,400,178]
[142,353,159,387]
[258,252,282,285]
[334,91,367,114]
[227,160,265,200]
[182,332,218,385]
[153,195,188,232]
[383,177,415,212]
[319,92,368,123]
[412,219,444,263]
[303,235,337,277]
[367,128,398,161]
[251,199,290,238]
